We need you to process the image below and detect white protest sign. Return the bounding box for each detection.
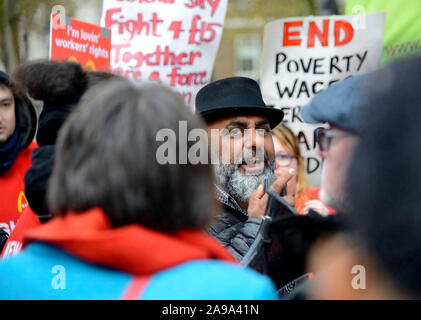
[260,12,385,186]
[101,0,227,107]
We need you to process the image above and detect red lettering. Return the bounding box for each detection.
[168,67,180,86]
[151,12,163,37]
[189,51,201,64]
[111,45,201,67]
[208,0,221,17]
[167,67,207,86]
[112,43,131,64]
[105,8,121,29]
[189,15,201,45]
[133,51,144,68]
[177,53,188,65]
[164,46,176,65]
[145,53,154,65]
[335,20,354,47]
[189,16,221,45]
[307,19,329,47]
[125,20,137,40]
[185,0,220,17]
[149,71,161,82]
[168,20,184,39]
[136,13,150,35]
[283,21,302,46]
[107,11,164,38]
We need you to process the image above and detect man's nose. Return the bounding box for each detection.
[243,128,265,149]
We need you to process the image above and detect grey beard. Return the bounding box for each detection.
[213,163,273,203]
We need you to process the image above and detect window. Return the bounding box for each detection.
[234,33,260,80]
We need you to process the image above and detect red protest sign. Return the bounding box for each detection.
[50,14,111,71]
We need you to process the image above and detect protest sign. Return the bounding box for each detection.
[260,12,385,186]
[346,0,421,64]
[50,14,111,71]
[100,0,227,107]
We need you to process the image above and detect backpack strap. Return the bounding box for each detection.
[120,276,151,300]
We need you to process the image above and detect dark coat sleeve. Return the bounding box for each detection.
[0,229,9,253]
[208,208,262,261]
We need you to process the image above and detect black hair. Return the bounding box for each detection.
[12,60,120,146]
[12,60,87,105]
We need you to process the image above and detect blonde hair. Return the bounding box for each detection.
[272,123,307,198]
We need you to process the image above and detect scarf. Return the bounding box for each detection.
[24,208,236,275]
[0,129,21,175]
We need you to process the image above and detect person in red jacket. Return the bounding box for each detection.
[0,79,279,299]
[0,71,37,238]
[1,61,118,257]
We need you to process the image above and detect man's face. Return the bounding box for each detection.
[0,86,16,145]
[317,125,359,210]
[207,115,275,203]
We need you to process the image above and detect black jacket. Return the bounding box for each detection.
[0,229,8,253]
[208,186,262,261]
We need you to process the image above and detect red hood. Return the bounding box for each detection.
[23,208,236,275]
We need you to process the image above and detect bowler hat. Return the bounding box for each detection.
[195,77,284,128]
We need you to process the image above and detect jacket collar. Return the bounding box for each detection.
[23,208,236,275]
[214,184,248,217]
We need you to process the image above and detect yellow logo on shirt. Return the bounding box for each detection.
[17,192,28,213]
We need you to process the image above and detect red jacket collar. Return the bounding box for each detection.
[24,208,236,275]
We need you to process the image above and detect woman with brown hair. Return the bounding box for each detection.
[272,123,333,216]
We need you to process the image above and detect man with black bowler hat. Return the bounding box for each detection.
[195,76,296,261]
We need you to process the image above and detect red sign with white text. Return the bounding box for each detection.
[50,14,111,71]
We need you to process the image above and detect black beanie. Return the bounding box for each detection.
[36,102,76,146]
[24,145,55,217]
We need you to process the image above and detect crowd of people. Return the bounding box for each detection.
[0,55,420,300]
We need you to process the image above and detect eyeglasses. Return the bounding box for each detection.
[275,154,296,167]
[315,127,352,152]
